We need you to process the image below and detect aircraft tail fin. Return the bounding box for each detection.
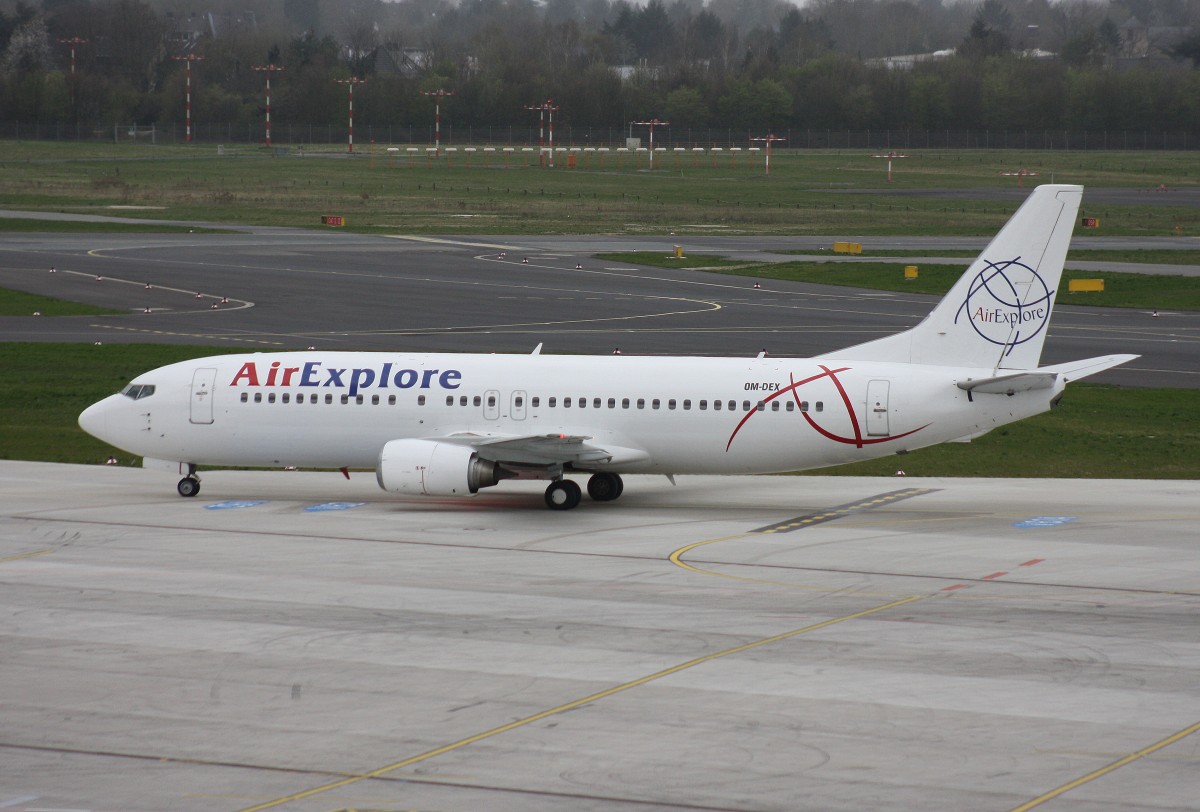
[837,184,1083,371]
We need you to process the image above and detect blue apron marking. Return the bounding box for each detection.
[305,502,367,512]
[1013,516,1078,529]
[205,500,269,510]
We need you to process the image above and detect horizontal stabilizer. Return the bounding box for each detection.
[1037,354,1140,383]
[957,372,1058,395]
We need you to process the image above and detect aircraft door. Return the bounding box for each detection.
[866,379,890,437]
[189,367,217,425]
[511,390,527,421]
[484,389,500,421]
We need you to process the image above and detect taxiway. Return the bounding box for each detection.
[2,460,1198,812]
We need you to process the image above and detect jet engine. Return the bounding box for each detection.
[376,439,509,497]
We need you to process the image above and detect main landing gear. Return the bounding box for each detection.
[177,464,201,498]
[543,473,624,510]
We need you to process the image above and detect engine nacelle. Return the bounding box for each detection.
[376,439,507,497]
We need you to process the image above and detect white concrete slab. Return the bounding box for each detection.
[2,461,1198,812]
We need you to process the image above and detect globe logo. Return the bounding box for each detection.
[955,258,1054,357]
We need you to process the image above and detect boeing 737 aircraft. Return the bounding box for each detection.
[80,185,1135,509]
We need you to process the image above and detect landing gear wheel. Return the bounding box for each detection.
[177,477,201,498]
[544,479,582,510]
[587,473,624,502]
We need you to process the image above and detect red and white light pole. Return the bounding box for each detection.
[336,77,367,153]
[750,133,786,176]
[173,53,205,143]
[59,36,87,75]
[631,118,669,170]
[252,64,284,147]
[422,88,454,156]
[872,150,909,183]
[524,100,558,166]
[59,36,88,121]
[524,102,546,152]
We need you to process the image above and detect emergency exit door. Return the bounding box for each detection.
[866,379,890,437]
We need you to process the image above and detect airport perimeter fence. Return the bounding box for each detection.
[3,122,1197,151]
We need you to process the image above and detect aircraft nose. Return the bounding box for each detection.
[79,398,112,441]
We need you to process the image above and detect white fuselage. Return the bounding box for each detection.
[80,351,1060,475]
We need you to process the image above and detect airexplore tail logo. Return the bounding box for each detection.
[955,257,1054,357]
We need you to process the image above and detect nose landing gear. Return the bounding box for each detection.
[177,464,201,497]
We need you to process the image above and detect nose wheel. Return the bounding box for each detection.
[177,464,201,498]
[544,479,581,510]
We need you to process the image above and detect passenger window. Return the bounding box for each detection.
[637,398,645,409]
[756,401,765,411]
[771,401,780,411]
[593,398,601,408]
[668,399,676,410]
[487,395,496,407]
[652,399,660,409]
[786,401,794,412]
[699,400,707,410]
[341,395,349,404]
[549,397,557,407]
[460,396,468,406]
[281,393,290,403]
[622,398,630,409]
[268,393,276,403]
[577,397,585,408]
[418,395,426,406]
[743,401,751,411]
[683,399,691,410]
[515,396,524,407]
[564,397,572,408]
[325,394,333,404]
[356,395,364,404]
[816,401,824,412]
[372,395,380,405]
[729,400,737,411]
[254,393,262,403]
[473,395,482,407]
[713,400,721,411]
[532,397,540,407]
[446,395,454,406]
[240,392,248,403]
[389,395,396,405]
[608,398,616,408]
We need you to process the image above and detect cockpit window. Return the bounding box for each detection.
[120,384,156,400]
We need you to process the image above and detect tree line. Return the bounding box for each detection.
[1,0,1197,141]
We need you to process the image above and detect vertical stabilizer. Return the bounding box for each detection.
[836,184,1082,370]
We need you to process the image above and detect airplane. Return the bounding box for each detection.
[79,184,1136,510]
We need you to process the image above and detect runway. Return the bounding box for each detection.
[2,460,1198,811]
[0,228,1195,388]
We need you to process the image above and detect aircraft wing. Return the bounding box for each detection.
[427,432,651,467]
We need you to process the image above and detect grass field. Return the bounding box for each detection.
[0,218,229,233]
[0,142,1197,236]
[1,343,1196,479]
[0,287,123,316]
